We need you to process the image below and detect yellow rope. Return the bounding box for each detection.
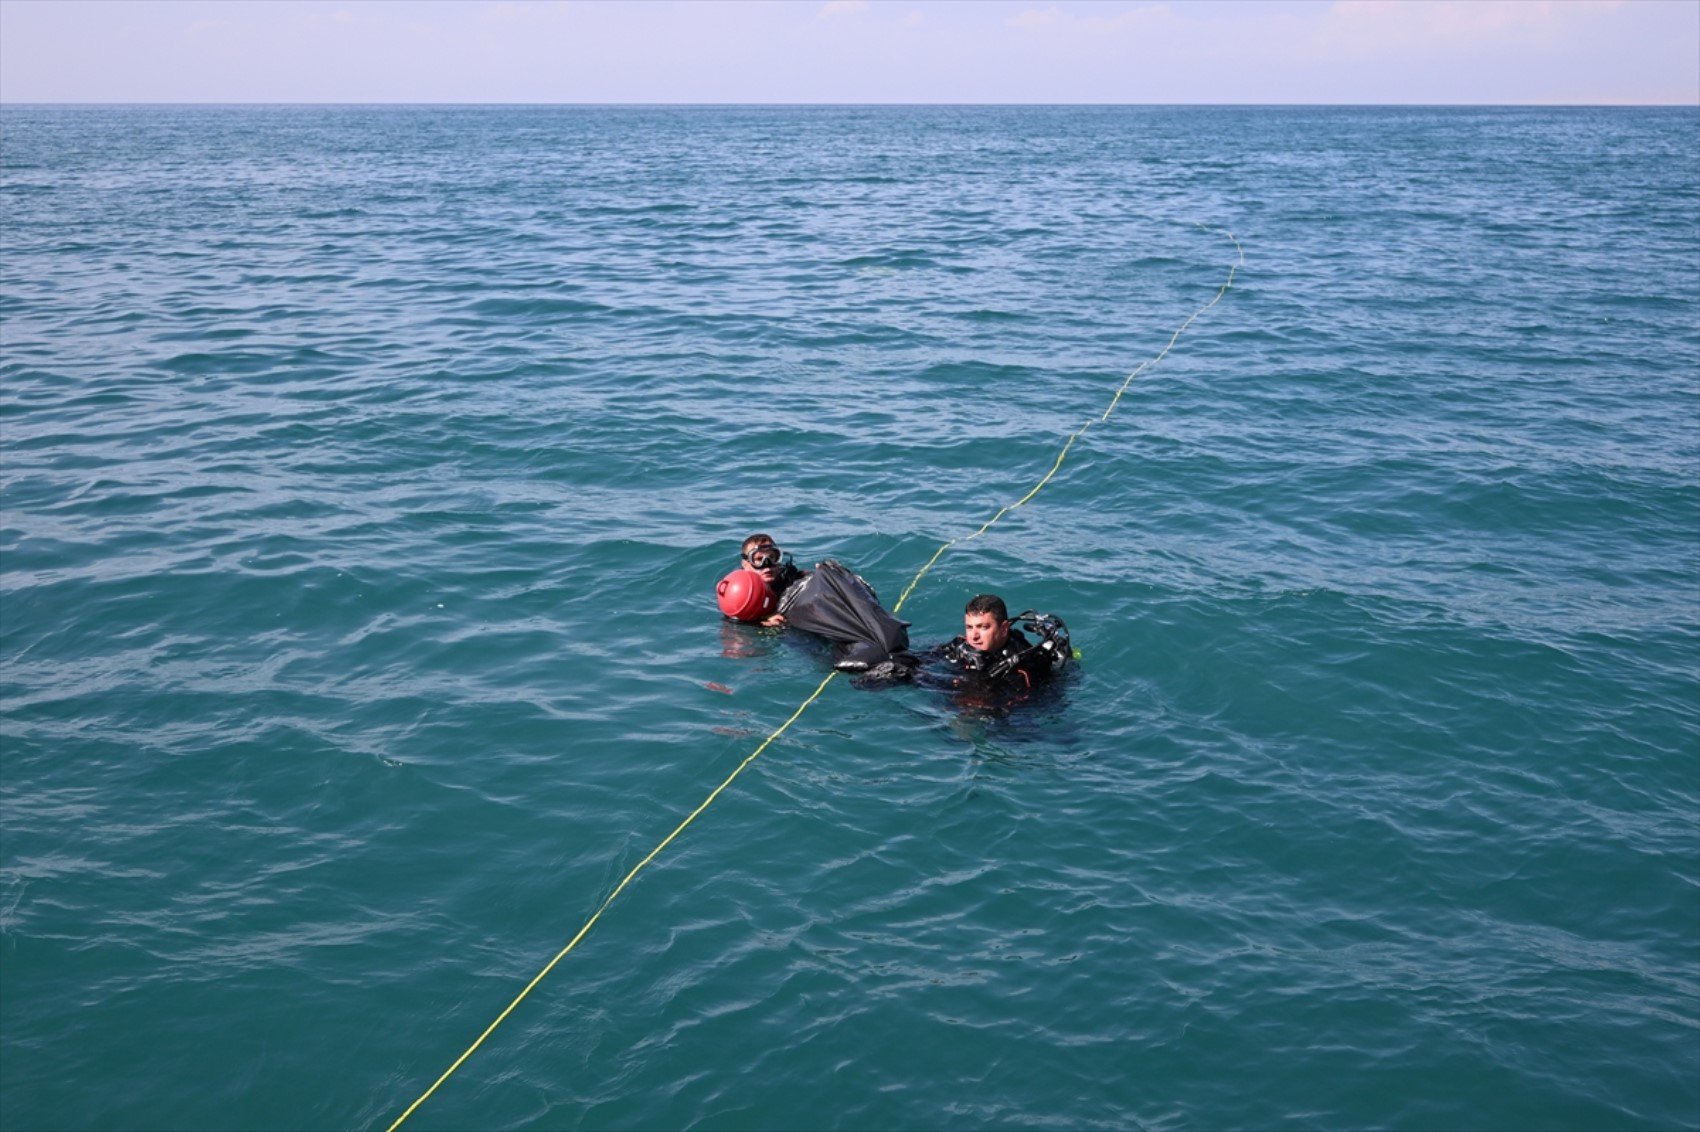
[894,227,1243,614]
[382,226,1240,1131]
[383,671,838,1132]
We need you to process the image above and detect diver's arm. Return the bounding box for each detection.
[913,639,959,664]
[903,638,967,690]
[760,564,807,627]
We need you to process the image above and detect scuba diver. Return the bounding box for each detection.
[715,534,912,672]
[916,593,1071,700]
[713,539,1067,694]
[716,533,808,627]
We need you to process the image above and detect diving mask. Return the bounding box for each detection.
[744,545,788,571]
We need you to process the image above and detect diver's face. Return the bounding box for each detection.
[963,612,1008,654]
[742,541,782,585]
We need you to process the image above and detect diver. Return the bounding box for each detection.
[917,594,1071,697]
[715,533,912,672]
[718,533,808,627]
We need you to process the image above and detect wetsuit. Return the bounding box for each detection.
[769,560,808,602]
[929,627,1059,693]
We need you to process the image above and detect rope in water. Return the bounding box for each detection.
[381,226,1241,1132]
[382,671,838,1132]
[893,225,1243,614]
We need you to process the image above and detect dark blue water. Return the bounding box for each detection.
[2,105,1696,1132]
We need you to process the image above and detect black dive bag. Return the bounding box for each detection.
[778,559,911,671]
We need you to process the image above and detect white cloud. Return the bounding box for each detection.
[1008,6,1065,30]
[0,0,1692,104]
[1314,0,1586,60]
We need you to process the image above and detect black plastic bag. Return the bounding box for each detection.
[778,559,912,672]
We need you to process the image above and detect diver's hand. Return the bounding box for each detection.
[761,613,787,627]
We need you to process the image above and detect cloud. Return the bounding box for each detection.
[0,0,1691,104]
[973,0,1673,97]
[818,0,868,18]
[1008,6,1065,30]
[999,1,1635,64]
[1313,0,1608,60]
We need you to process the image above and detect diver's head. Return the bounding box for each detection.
[962,593,1010,654]
[740,533,786,584]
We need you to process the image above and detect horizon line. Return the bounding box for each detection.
[4,100,1696,109]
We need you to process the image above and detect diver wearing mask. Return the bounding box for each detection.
[715,534,913,672]
[723,533,808,627]
[931,593,1071,693]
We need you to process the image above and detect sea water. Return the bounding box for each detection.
[2,105,1696,1131]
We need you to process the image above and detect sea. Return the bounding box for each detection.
[2,105,1696,1132]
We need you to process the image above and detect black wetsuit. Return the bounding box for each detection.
[927,627,1060,694]
[769,561,808,602]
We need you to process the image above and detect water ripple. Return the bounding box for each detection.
[2,105,1696,1132]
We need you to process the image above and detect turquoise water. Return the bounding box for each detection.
[2,105,1696,1131]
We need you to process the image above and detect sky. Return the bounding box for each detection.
[1,0,1696,105]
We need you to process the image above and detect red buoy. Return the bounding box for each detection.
[716,569,777,623]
